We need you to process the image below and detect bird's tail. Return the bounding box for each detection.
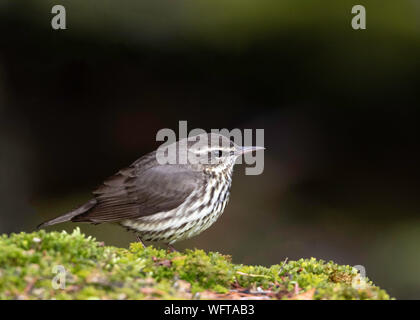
[37,199,97,229]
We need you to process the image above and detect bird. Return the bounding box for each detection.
[37,133,264,251]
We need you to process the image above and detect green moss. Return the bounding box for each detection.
[0,228,391,300]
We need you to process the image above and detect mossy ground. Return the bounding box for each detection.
[0,228,390,300]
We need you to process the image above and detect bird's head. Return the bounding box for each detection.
[156,133,264,171]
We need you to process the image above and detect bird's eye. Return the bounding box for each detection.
[213,150,223,157]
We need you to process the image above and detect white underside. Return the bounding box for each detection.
[120,164,233,244]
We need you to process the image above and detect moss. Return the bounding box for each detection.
[0,228,391,300]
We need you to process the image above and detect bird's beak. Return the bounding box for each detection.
[236,146,265,155]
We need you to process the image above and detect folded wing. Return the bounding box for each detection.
[72,162,204,223]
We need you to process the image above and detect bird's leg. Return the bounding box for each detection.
[167,244,178,252]
[135,235,146,248]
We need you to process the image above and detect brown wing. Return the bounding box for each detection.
[72,157,204,223]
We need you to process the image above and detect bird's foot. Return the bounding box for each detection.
[167,244,178,252]
[135,235,146,248]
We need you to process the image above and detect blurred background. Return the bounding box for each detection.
[1,0,419,298]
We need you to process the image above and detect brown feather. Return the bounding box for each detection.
[72,152,204,223]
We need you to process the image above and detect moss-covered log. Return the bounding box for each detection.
[0,228,390,300]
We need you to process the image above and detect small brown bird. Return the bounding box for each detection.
[38,133,264,250]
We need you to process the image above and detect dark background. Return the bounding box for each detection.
[1,0,419,298]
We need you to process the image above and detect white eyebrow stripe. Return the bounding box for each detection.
[193,145,233,153]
